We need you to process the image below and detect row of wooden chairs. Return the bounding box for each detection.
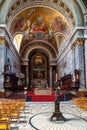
[72,97,87,111]
[0,99,25,130]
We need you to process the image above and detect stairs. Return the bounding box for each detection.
[6,92,25,99]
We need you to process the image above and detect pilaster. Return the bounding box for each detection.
[71,38,85,88]
[0,37,7,96]
[84,39,87,88]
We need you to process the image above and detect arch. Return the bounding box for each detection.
[20,41,57,60]
[21,44,54,60]
[4,0,84,29]
[0,0,85,28]
[54,32,66,51]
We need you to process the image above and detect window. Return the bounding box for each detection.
[13,33,23,53]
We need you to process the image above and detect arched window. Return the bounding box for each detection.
[13,33,23,53]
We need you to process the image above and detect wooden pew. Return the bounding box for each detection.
[60,74,79,91]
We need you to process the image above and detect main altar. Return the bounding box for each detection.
[31,79,48,88]
[34,88,52,95]
[31,79,52,95]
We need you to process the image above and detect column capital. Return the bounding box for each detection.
[49,64,53,67]
[0,37,10,48]
[0,37,7,44]
[71,38,84,49]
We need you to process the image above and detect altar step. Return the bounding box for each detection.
[26,93,55,102]
[6,92,25,99]
[26,92,73,102]
[6,91,73,102]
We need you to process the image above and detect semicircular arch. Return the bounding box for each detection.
[21,45,56,59]
[20,41,57,60]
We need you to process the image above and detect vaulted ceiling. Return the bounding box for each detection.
[0,0,86,58]
[10,6,71,54]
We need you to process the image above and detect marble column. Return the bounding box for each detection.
[84,39,87,88]
[71,39,85,88]
[77,43,85,88]
[71,45,76,82]
[49,65,52,87]
[0,38,6,97]
[26,65,29,87]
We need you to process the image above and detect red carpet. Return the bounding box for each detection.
[26,92,55,102]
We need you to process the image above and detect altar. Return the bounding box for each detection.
[34,88,52,95]
[31,79,48,88]
[31,79,51,95]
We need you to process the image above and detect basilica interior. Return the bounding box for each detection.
[0,0,87,130]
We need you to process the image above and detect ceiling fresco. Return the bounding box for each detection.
[10,7,70,37]
[10,7,70,53]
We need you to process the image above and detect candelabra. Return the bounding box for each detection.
[50,80,66,122]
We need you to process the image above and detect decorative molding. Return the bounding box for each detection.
[49,58,57,66]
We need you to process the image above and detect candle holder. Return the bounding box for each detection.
[50,80,66,123]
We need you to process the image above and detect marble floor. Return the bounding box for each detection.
[10,101,87,130]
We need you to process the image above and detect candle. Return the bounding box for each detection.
[56,73,58,82]
[76,74,79,80]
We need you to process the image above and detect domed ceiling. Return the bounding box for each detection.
[10,6,70,53]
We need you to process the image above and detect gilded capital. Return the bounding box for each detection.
[71,39,83,49]
[0,37,10,48]
[0,37,6,43]
[76,39,83,45]
[71,43,76,49]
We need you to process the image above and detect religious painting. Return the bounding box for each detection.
[31,53,46,80]
[10,7,70,37]
[33,71,45,79]
[33,55,45,69]
[53,16,67,32]
[10,7,70,53]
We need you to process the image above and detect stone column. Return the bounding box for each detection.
[49,65,52,87]
[71,45,76,82]
[71,39,85,88]
[26,65,29,87]
[84,39,87,88]
[77,41,85,88]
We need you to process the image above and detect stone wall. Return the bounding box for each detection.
[57,28,86,88]
[0,44,5,90]
[58,49,73,78]
[0,26,20,94]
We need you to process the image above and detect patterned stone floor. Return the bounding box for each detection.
[10,101,87,130]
